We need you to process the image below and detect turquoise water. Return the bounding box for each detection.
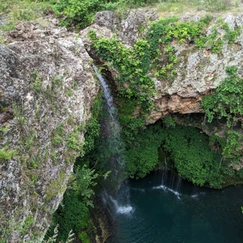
[109,171,243,243]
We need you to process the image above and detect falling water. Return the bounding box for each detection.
[176,176,182,192]
[93,65,117,121]
[155,148,182,199]
[93,64,133,215]
[161,158,168,185]
[170,171,176,189]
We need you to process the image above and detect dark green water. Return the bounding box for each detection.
[109,171,243,243]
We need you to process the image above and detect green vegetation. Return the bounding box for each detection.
[121,119,239,188]
[90,15,240,134]
[202,67,243,162]
[0,0,53,31]
[90,15,242,185]
[51,135,63,147]
[125,124,164,178]
[90,32,155,112]
[0,147,16,161]
[160,125,225,188]
[53,0,105,28]
[45,165,98,242]
[52,0,240,29]
[146,15,217,79]
[203,66,243,127]
[89,15,218,110]
[0,0,240,32]
[30,70,43,94]
[66,129,84,152]
[1,0,243,241]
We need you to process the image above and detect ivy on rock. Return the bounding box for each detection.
[202,66,243,162]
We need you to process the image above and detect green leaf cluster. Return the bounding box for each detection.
[45,164,99,242]
[221,22,241,44]
[202,66,243,128]
[82,94,102,154]
[0,147,16,162]
[160,126,224,187]
[92,35,155,113]
[53,0,122,28]
[125,124,164,178]
[45,188,91,242]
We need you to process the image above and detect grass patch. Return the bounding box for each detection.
[0,0,53,31]
[0,147,17,162]
[156,0,240,15]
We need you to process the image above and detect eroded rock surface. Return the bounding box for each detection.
[82,11,243,124]
[0,19,99,242]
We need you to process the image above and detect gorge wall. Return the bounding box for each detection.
[82,9,243,185]
[82,9,243,124]
[1,8,243,242]
[0,19,99,241]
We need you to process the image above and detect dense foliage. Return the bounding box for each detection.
[49,0,239,28]
[123,120,237,188]
[53,0,105,28]
[202,67,243,161]
[45,169,96,242]
[89,32,155,113]
[125,124,164,178]
[89,15,240,134]
[202,66,243,127]
[160,126,224,187]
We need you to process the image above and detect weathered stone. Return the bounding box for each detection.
[94,8,158,45]
[83,11,243,124]
[0,20,99,242]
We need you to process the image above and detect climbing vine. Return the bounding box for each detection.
[89,32,155,113]
[202,66,243,162]
[202,66,243,127]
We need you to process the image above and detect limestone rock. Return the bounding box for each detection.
[83,11,243,124]
[0,20,99,242]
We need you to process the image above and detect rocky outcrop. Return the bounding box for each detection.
[82,10,243,124]
[2,7,243,241]
[0,19,99,242]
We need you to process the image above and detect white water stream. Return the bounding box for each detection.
[93,64,134,215]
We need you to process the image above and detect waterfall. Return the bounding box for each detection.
[161,157,168,185]
[153,150,182,199]
[93,64,133,215]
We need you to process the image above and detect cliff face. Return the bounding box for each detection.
[82,10,243,124]
[0,19,99,242]
[1,8,243,242]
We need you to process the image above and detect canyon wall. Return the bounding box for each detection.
[0,19,99,242]
[1,8,243,242]
[82,10,243,124]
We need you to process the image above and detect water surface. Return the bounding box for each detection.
[109,171,243,243]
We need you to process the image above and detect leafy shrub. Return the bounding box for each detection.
[45,165,98,242]
[125,124,164,178]
[51,135,63,147]
[202,65,243,164]
[202,66,243,127]
[160,126,224,187]
[79,232,90,243]
[54,0,114,28]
